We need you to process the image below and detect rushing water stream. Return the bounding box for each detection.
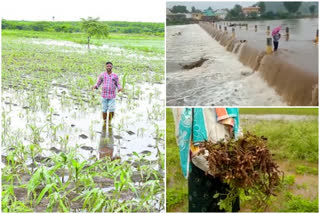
[166,24,286,106]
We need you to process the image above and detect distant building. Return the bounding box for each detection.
[192,13,203,20]
[215,9,228,20]
[185,13,192,19]
[167,8,187,22]
[202,9,215,21]
[242,6,260,16]
[203,9,215,16]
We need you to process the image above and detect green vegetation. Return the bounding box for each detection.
[281,192,318,212]
[2,149,164,212]
[243,120,318,162]
[2,20,164,36]
[283,2,303,14]
[239,108,318,115]
[166,108,188,212]
[309,5,317,17]
[295,165,318,175]
[224,2,318,20]
[171,5,189,13]
[80,17,109,49]
[2,21,164,212]
[166,108,318,212]
[2,30,164,54]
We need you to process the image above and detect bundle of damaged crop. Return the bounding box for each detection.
[193,132,283,211]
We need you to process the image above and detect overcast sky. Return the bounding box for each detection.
[1,0,165,22]
[167,1,257,11]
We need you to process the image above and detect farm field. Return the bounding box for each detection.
[1,29,165,212]
[166,108,318,212]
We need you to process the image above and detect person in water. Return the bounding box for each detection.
[273,32,281,51]
[92,61,122,124]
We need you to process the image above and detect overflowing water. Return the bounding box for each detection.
[217,18,318,73]
[166,24,286,106]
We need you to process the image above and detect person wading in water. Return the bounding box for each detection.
[92,61,122,124]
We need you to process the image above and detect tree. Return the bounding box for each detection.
[234,4,243,16]
[257,2,266,14]
[309,5,316,17]
[262,11,275,19]
[171,5,188,13]
[248,12,258,19]
[208,6,213,11]
[283,2,302,14]
[80,17,109,50]
[191,6,196,13]
[227,4,244,20]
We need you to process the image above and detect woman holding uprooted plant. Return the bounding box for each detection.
[172,108,241,212]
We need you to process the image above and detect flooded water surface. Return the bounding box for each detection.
[2,36,165,212]
[219,18,318,73]
[166,24,285,106]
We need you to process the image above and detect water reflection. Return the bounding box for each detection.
[99,124,119,160]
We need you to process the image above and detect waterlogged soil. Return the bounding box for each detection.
[239,159,318,212]
[1,37,165,212]
[31,39,163,61]
[166,24,285,106]
[240,114,318,129]
[2,81,165,164]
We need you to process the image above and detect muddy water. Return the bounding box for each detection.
[166,24,285,106]
[200,21,318,106]
[1,37,165,211]
[1,82,165,165]
[31,39,163,60]
[1,38,165,169]
[221,18,318,73]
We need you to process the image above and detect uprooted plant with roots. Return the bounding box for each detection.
[198,132,283,211]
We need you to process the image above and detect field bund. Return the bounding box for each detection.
[199,21,318,106]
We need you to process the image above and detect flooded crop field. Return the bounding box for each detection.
[2,35,165,212]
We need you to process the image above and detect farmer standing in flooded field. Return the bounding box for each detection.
[92,61,122,124]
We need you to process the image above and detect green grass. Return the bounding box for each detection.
[167,108,318,212]
[239,108,318,115]
[280,192,318,212]
[166,108,188,212]
[242,119,318,163]
[295,165,318,175]
[2,24,165,212]
[2,20,164,36]
[2,30,164,54]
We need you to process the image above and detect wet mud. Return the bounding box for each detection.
[1,37,165,212]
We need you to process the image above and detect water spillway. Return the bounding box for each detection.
[199,21,318,106]
[166,24,286,106]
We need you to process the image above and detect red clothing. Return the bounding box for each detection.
[94,72,122,99]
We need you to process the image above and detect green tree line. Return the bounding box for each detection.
[1,20,164,36]
[225,2,318,21]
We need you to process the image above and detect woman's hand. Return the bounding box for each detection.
[190,146,205,158]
